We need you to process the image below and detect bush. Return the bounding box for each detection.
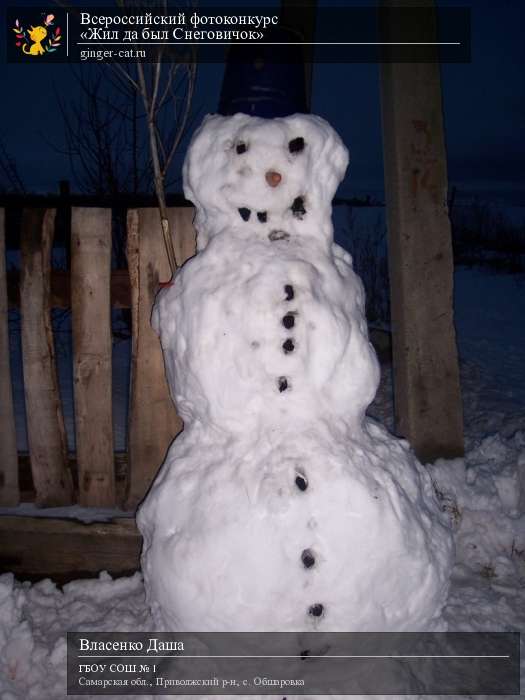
[338,205,390,326]
[451,200,525,273]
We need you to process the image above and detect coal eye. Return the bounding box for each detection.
[291,196,306,219]
[308,603,324,618]
[289,137,305,154]
[236,142,247,154]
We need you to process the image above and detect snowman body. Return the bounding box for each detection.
[138,113,453,633]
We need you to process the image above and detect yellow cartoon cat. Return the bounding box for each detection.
[23,25,47,56]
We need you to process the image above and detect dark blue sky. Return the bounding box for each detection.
[1,0,524,206]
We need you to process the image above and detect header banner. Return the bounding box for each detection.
[7,6,471,64]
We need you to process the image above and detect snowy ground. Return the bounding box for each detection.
[1,266,524,698]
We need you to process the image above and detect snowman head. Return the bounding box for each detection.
[183,113,349,248]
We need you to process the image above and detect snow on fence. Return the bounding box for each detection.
[0,206,196,511]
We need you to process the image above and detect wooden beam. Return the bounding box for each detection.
[0,209,19,505]
[20,209,74,505]
[380,1,464,462]
[0,516,141,583]
[0,192,192,210]
[71,208,116,507]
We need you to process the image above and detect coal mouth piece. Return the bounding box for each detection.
[269,230,290,242]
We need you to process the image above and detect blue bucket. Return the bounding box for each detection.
[218,27,308,118]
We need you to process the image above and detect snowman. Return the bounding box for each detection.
[137,113,453,635]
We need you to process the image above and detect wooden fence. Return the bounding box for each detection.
[0,206,196,511]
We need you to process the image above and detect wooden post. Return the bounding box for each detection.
[380,1,464,462]
[71,208,115,507]
[125,207,196,509]
[0,208,19,505]
[20,209,74,506]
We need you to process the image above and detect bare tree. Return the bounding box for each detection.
[111,45,197,273]
[55,66,150,196]
[0,137,26,193]
[54,0,197,275]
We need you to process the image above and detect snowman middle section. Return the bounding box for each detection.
[153,230,379,434]
[139,229,451,635]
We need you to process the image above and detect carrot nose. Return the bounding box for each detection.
[265,170,282,187]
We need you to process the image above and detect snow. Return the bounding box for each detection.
[0,572,152,699]
[138,114,453,634]
[453,269,525,445]
[1,115,524,698]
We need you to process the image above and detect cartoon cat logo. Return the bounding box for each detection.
[23,25,47,55]
[12,14,61,56]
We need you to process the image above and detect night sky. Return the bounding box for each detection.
[1,0,524,207]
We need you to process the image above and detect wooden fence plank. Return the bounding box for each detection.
[20,209,74,506]
[125,208,187,509]
[71,208,115,507]
[0,209,19,506]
